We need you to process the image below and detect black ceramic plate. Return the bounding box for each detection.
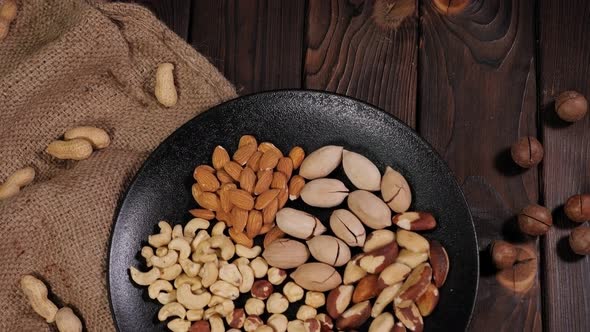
[108,90,478,332]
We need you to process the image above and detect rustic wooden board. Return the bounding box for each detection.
[419,0,542,330]
[538,0,590,330]
[304,0,418,127]
[123,0,192,39]
[189,0,306,94]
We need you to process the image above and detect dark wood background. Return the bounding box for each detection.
[124,0,590,330]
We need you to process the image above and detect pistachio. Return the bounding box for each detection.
[300,178,349,208]
[276,208,326,240]
[307,235,351,267]
[291,263,342,292]
[348,190,391,229]
[381,166,412,213]
[262,238,310,269]
[299,145,343,180]
[329,209,366,247]
[342,150,381,191]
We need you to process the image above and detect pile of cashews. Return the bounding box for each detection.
[130,219,266,332]
[19,275,82,332]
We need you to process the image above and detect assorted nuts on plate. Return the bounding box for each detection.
[129,136,450,331]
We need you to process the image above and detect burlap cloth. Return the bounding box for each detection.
[0,0,236,330]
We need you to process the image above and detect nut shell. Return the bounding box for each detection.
[511,136,544,168]
[569,226,590,255]
[262,238,310,269]
[381,166,412,213]
[300,178,349,208]
[555,90,588,122]
[564,194,590,223]
[299,145,343,179]
[517,204,553,236]
[342,149,381,191]
[348,190,392,229]
[291,263,342,292]
[330,209,366,247]
[307,235,351,267]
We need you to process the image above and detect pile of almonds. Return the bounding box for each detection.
[130,136,450,332]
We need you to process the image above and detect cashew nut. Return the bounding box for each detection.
[237,264,255,293]
[172,224,184,239]
[214,299,235,317]
[233,257,250,266]
[167,318,191,332]
[141,246,154,267]
[130,266,160,286]
[179,258,201,277]
[208,295,226,307]
[191,230,211,252]
[156,247,169,257]
[250,257,268,278]
[148,279,173,299]
[19,275,58,323]
[210,235,236,261]
[195,253,218,264]
[212,221,226,236]
[210,280,240,300]
[184,218,210,238]
[55,307,82,332]
[177,284,211,310]
[45,138,93,161]
[169,238,191,260]
[155,63,178,107]
[157,290,177,305]
[235,244,262,259]
[186,309,204,321]
[0,167,35,200]
[158,301,186,321]
[193,239,215,260]
[219,263,243,286]
[203,307,217,320]
[149,221,173,247]
[210,314,225,332]
[174,274,202,291]
[63,126,110,149]
[199,261,218,288]
[160,264,182,281]
[151,249,178,268]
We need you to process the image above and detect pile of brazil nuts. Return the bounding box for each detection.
[129,136,450,332]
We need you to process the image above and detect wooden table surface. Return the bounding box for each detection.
[127,0,590,330]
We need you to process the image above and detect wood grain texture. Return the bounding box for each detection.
[304,0,418,127]
[189,0,306,94]
[419,0,541,330]
[122,0,192,39]
[538,1,590,330]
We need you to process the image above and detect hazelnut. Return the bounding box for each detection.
[244,315,264,332]
[226,309,246,329]
[268,314,288,332]
[250,257,269,278]
[267,293,289,314]
[569,226,590,255]
[304,291,326,308]
[517,204,553,236]
[245,298,265,316]
[251,280,273,299]
[564,194,590,223]
[296,305,317,321]
[490,240,518,269]
[555,90,588,122]
[189,320,210,332]
[267,267,287,285]
[510,136,544,168]
[283,281,304,302]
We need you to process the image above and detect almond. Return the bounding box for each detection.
[216,169,235,184]
[262,198,278,224]
[394,303,423,332]
[212,146,230,170]
[271,172,287,189]
[216,210,232,225]
[258,142,282,156]
[276,157,293,179]
[239,167,256,193]
[224,161,243,181]
[229,189,255,210]
[392,212,436,231]
[254,170,273,195]
[290,263,342,292]
[335,301,371,330]
[299,145,343,180]
[289,146,305,169]
[259,150,281,170]
[219,185,235,212]
[330,209,366,247]
[259,222,275,234]
[189,209,215,220]
[342,149,381,191]
[239,135,257,148]
[246,210,263,238]
[300,178,349,208]
[194,164,215,175]
[231,207,248,232]
[352,275,380,303]
[288,175,305,200]
[381,166,412,213]
[263,227,285,248]
[348,190,391,229]
[247,151,263,170]
[276,208,326,240]
[192,183,203,200]
[195,190,220,211]
[326,285,354,319]
[395,263,432,308]
[429,240,449,287]
[194,168,220,192]
[416,283,439,317]
[234,143,257,165]
[255,189,280,210]
[307,235,351,267]
[277,187,289,208]
[262,238,310,269]
[229,228,253,248]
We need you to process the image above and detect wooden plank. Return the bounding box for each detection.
[419,0,541,330]
[123,0,192,40]
[304,0,418,127]
[189,0,306,94]
[538,1,590,330]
